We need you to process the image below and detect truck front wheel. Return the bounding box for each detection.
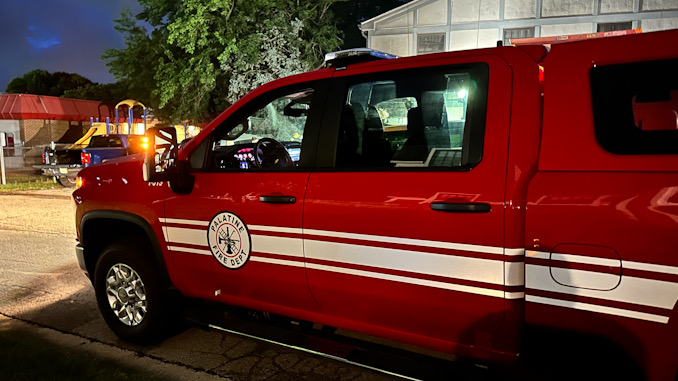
[93,240,176,344]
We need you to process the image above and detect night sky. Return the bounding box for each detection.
[0,0,142,92]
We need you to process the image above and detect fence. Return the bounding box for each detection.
[1,144,51,181]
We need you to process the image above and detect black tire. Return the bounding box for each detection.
[93,240,176,344]
[58,175,77,187]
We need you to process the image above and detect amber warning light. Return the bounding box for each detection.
[142,136,149,150]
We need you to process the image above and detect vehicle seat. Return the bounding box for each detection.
[392,107,428,162]
[362,106,392,166]
[336,105,360,167]
[421,92,450,149]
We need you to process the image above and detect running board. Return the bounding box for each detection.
[184,304,492,380]
[208,323,420,380]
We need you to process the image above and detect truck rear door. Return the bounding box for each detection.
[303,54,522,353]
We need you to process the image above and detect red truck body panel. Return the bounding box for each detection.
[74,29,678,379]
[525,30,678,380]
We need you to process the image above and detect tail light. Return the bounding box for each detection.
[41,151,46,164]
[81,152,91,165]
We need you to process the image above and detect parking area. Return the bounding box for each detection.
[0,190,400,381]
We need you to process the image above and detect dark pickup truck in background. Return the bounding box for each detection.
[36,134,144,187]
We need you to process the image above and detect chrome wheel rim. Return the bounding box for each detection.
[105,263,147,326]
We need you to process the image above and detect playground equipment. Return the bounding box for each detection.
[86,100,198,143]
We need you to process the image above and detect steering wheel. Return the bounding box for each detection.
[253,138,294,169]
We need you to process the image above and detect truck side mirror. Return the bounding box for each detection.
[143,127,178,182]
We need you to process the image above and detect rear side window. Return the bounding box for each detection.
[89,136,123,148]
[336,63,488,169]
[591,59,678,154]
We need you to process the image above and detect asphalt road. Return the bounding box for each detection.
[0,189,399,381]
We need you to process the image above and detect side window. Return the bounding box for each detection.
[204,89,313,170]
[89,136,123,148]
[336,64,488,169]
[591,58,678,154]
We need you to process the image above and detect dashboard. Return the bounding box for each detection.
[213,140,300,170]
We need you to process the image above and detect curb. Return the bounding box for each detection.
[0,191,73,200]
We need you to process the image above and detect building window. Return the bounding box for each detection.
[597,22,633,32]
[417,33,446,54]
[503,27,535,46]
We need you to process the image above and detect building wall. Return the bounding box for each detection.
[371,34,415,57]
[600,0,634,13]
[362,0,678,55]
[22,120,68,147]
[13,119,91,167]
[505,0,537,19]
[642,16,678,31]
[541,0,595,17]
[20,119,90,148]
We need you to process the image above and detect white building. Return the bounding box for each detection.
[360,0,678,55]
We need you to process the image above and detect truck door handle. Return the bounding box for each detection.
[430,202,491,213]
[259,195,296,204]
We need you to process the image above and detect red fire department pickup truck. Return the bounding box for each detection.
[73,29,678,380]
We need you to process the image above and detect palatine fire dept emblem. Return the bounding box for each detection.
[207,212,251,269]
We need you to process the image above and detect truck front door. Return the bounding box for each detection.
[162,82,327,313]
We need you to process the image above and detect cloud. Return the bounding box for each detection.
[26,36,61,50]
[0,0,141,92]
[26,24,62,51]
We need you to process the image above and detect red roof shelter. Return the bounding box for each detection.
[0,94,116,121]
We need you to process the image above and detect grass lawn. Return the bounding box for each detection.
[0,171,60,192]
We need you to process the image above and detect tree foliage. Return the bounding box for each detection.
[4,69,129,103]
[63,82,131,104]
[104,0,344,124]
[5,70,94,97]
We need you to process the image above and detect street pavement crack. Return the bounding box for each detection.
[0,311,230,379]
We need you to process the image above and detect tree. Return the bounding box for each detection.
[102,7,168,117]
[5,76,28,94]
[104,0,345,124]
[5,69,94,96]
[226,19,309,104]
[63,82,130,104]
[6,69,52,95]
[52,72,93,94]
